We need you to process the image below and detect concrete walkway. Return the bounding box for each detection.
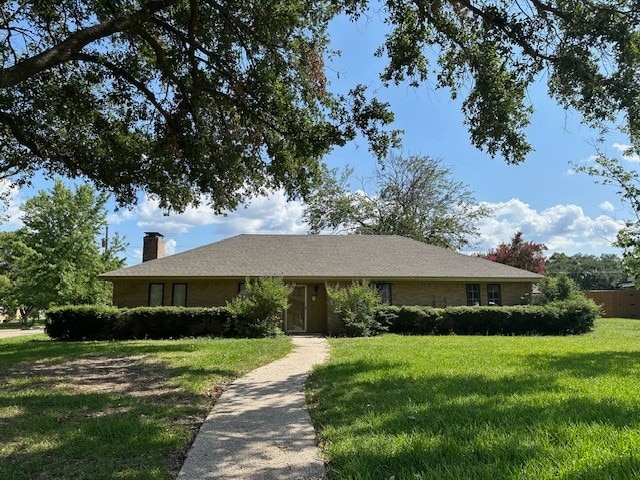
[178,335,329,480]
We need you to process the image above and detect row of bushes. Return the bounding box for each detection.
[376,298,599,336]
[46,306,233,341]
[46,298,598,341]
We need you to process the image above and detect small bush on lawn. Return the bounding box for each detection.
[226,277,292,337]
[327,280,386,337]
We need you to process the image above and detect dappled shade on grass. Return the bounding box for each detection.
[307,320,640,480]
[0,335,291,480]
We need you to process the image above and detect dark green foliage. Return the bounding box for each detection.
[378,300,599,336]
[3,2,640,210]
[46,306,230,341]
[46,305,121,341]
[537,274,583,303]
[545,252,625,290]
[121,307,229,340]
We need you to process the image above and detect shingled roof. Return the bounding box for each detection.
[101,234,542,282]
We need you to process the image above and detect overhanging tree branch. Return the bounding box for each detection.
[0,0,177,88]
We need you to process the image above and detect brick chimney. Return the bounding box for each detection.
[143,232,165,262]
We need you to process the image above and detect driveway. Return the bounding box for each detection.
[0,327,45,339]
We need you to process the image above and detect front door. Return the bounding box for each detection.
[285,285,307,332]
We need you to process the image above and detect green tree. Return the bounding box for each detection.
[0,181,126,323]
[2,2,640,211]
[303,155,490,250]
[574,154,640,284]
[545,252,625,290]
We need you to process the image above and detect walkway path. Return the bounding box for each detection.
[178,335,329,480]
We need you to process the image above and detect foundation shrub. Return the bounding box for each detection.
[327,281,386,337]
[377,299,597,336]
[46,305,121,341]
[225,277,292,337]
[45,306,230,340]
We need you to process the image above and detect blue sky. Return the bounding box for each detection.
[2,11,636,265]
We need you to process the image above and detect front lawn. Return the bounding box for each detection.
[307,318,640,480]
[0,334,291,480]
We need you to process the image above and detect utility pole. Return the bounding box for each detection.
[102,226,109,254]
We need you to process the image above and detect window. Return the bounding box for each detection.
[466,284,480,306]
[238,282,247,296]
[376,283,392,304]
[149,283,164,306]
[172,283,187,307]
[487,284,502,306]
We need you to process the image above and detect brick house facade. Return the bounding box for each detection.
[101,234,541,334]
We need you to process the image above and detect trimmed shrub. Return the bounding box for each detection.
[46,305,120,341]
[122,307,229,339]
[376,298,598,336]
[45,305,230,341]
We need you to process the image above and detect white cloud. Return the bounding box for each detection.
[112,190,311,263]
[0,180,25,229]
[471,198,625,255]
[612,143,640,163]
[599,201,615,212]
[126,190,308,238]
[164,238,177,255]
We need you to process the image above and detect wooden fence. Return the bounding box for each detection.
[584,289,640,318]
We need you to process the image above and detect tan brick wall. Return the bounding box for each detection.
[110,279,534,333]
[392,281,533,307]
[112,279,240,308]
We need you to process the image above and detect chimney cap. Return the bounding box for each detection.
[144,232,164,238]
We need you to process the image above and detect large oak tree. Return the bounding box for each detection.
[2,1,639,211]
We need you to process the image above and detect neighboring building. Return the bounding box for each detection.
[100,234,543,334]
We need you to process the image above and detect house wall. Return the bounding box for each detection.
[112,280,239,308]
[392,282,532,307]
[111,279,329,333]
[111,279,534,334]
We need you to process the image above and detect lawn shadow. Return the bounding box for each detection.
[0,353,236,479]
[308,354,640,479]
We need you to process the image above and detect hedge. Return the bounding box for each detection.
[46,305,232,341]
[377,298,599,336]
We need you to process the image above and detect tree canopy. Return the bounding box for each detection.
[0,181,126,318]
[303,154,490,250]
[545,251,625,290]
[574,154,640,284]
[480,231,547,273]
[2,1,640,211]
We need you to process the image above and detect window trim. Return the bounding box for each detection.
[466,284,481,306]
[148,283,164,307]
[376,282,392,305]
[487,284,502,306]
[172,283,187,307]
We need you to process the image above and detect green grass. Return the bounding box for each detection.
[307,318,640,480]
[0,334,291,480]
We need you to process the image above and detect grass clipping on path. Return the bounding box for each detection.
[0,335,291,480]
[307,318,640,480]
